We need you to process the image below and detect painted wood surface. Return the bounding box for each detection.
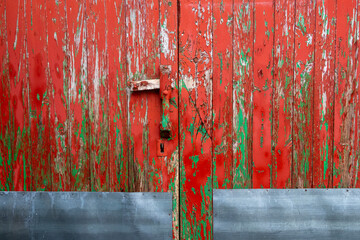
[160,0,180,238]
[179,1,213,238]
[293,0,316,188]
[253,0,274,188]
[107,0,128,192]
[233,0,253,189]
[0,0,11,191]
[334,0,358,188]
[1,1,360,239]
[87,0,109,192]
[47,0,71,191]
[126,0,161,192]
[6,0,31,191]
[313,0,336,188]
[213,0,233,190]
[27,0,52,191]
[272,0,294,188]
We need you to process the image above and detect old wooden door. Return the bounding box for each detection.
[1,0,360,240]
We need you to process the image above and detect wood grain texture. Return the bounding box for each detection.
[313,0,336,188]
[253,0,274,188]
[293,0,316,188]
[0,1,11,191]
[233,0,253,189]
[160,0,180,238]
[357,0,360,188]
[87,0,109,191]
[47,0,71,191]
[67,0,90,191]
[334,0,358,188]
[27,0,52,191]
[126,0,161,192]
[107,0,128,192]
[7,0,31,191]
[179,0,213,239]
[272,0,295,188]
[213,0,233,190]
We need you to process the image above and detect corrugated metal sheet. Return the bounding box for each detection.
[214,189,360,240]
[0,192,172,240]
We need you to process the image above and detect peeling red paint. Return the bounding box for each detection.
[1,1,360,239]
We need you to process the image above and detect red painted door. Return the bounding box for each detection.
[126,0,179,238]
[1,1,360,240]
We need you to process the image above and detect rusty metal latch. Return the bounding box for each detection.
[128,79,160,91]
[160,88,171,139]
[128,66,172,158]
[159,65,172,140]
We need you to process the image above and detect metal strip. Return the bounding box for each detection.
[214,189,360,240]
[0,192,172,240]
[128,79,160,91]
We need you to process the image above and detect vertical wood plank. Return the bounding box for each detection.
[87,0,109,191]
[0,1,12,191]
[253,0,274,188]
[67,0,90,191]
[27,0,52,191]
[293,0,316,188]
[107,0,128,192]
[272,0,295,188]
[213,0,233,190]
[357,0,360,188]
[233,0,253,189]
[160,0,180,238]
[142,0,161,193]
[126,0,161,192]
[47,0,70,191]
[334,0,358,187]
[7,0,31,191]
[179,0,213,238]
[313,0,336,188]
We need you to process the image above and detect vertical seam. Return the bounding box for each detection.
[291,0,297,188]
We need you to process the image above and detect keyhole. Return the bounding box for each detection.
[160,143,165,153]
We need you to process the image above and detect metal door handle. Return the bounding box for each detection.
[128,65,173,140]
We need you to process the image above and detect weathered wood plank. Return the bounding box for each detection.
[313,0,336,188]
[0,1,11,191]
[253,0,274,188]
[87,0,109,191]
[27,0,52,191]
[47,0,71,191]
[142,0,161,193]
[272,0,295,188]
[233,0,253,189]
[213,0,233,190]
[160,0,179,239]
[179,0,213,238]
[7,0,31,191]
[334,0,358,188]
[127,0,161,192]
[293,0,315,188]
[357,1,360,188]
[107,0,128,192]
[67,0,90,191]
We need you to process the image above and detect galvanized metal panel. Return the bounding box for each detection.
[214,189,360,240]
[0,192,172,240]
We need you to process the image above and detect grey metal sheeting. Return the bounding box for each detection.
[0,192,172,240]
[214,189,360,240]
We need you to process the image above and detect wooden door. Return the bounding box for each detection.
[1,1,360,240]
[126,0,180,238]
